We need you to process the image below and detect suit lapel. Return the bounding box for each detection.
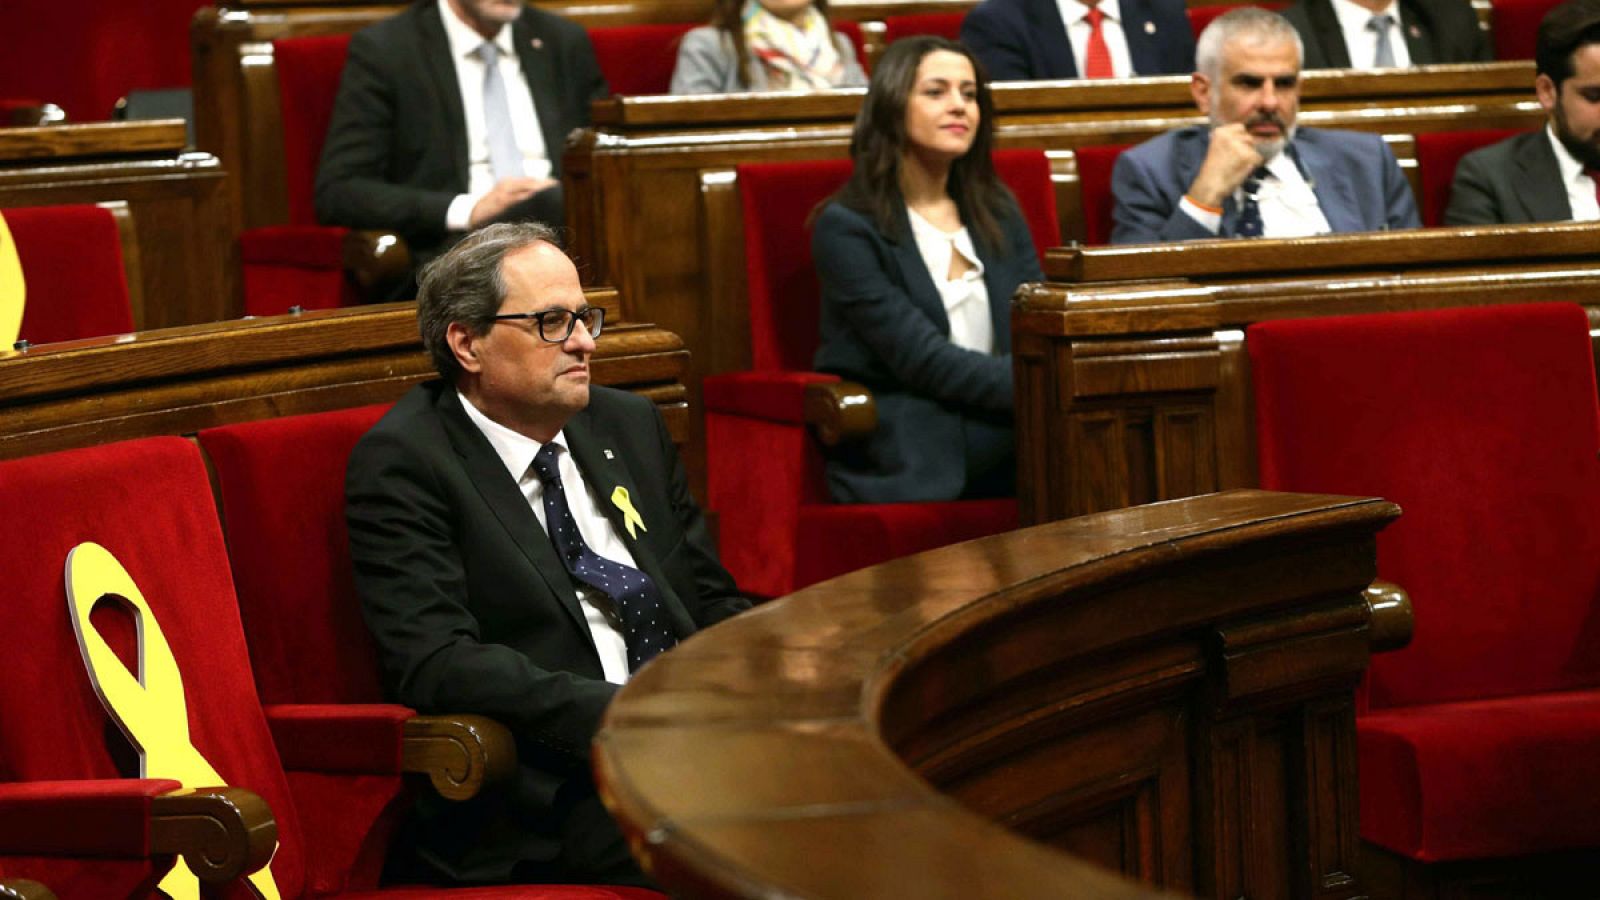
[1517,132,1575,222]
[1296,135,1364,233]
[890,205,954,336]
[1121,0,1163,75]
[416,2,471,190]
[1306,0,1354,68]
[1029,0,1079,78]
[1399,0,1436,65]
[513,13,567,178]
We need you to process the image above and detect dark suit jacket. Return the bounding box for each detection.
[961,0,1195,80]
[1445,129,1573,225]
[315,0,608,256]
[811,199,1042,504]
[1110,124,1422,243]
[1282,0,1490,69]
[345,381,748,882]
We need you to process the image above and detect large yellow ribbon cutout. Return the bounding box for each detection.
[65,542,282,900]
[0,212,24,348]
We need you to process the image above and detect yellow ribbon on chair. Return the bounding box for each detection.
[0,212,24,348]
[65,542,282,900]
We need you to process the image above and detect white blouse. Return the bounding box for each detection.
[907,207,993,354]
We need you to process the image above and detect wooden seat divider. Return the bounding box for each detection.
[1010,222,1600,525]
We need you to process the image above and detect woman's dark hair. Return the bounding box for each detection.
[711,0,837,88]
[828,35,1012,255]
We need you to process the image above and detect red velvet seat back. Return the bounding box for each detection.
[274,35,355,227]
[199,405,391,706]
[588,24,695,95]
[883,12,965,44]
[1251,303,1600,710]
[1414,128,1522,227]
[1491,0,1559,59]
[0,438,308,897]
[4,204,134,344]
[1073,143,1130,245]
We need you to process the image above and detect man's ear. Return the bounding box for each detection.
[1191,73,1213,116]
[1536,73,1559,115]
[446,322,483,374]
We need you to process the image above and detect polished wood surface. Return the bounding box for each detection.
[0,121,238,330]
[598,489,1401,898]
[1011,222,1600,525]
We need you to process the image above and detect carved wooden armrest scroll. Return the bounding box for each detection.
[148,786,276,885]
[803,380,877,447]
[0,879,58,900]
[400,714,516,801]
[341,230,413,302]
[1365,580,1413,653]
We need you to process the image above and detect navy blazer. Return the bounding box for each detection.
[811,199,1042,503]
[346,382,748,882]
[315,0,608,255]
[1110,125,1421,243]
[961,0,1195,81]
[1445,129,1573,225]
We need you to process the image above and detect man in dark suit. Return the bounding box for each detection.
[1111,7,1420,242]
[960,0,1194,81]
[316,0,607,274]
[345,222,750,887]
[1446,0,1600,224]
[1282,0,1489,70]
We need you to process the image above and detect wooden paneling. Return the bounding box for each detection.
[597,490,1401,898]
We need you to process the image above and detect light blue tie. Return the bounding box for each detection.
[475,41,524,181]
[1367,14,1397,68]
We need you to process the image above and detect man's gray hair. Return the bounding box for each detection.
[1195,7,1304,80]
[416,221,561,380]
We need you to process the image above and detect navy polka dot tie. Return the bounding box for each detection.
[1234,165,1271,238]
[531,444,676,671]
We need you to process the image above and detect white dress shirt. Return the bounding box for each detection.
[1329,0,1412,69]
[1180,146,1332,237]
[458,392,632,685]
[1057,0,1133,78]
[907,207,994,354]
[1546,124,1600,222]
[438,1,552,231]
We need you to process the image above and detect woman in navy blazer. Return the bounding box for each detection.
[812,36,1042,504]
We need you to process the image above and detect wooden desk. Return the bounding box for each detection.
[598,489,1403,898]
[0,121,238,330]
[1011,223,1600,525]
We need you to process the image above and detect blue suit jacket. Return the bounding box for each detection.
[961,0,1194,81]
[1110,125,1421,243]
[811,200,1042,504]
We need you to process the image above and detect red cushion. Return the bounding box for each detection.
[794,498,1018,589]
[275,34,354,227]
[882,13,964,44]
[702,370,839,423]
[1491,0,1558,59]
[4,204,133,344]
[1415,129,1522,227]
[993,147,1063,256]
[1072,144,1130,246]
[706,408,827,597]
[1360,690,1600,860]
[587,24,694,95]
[240,223,360,316]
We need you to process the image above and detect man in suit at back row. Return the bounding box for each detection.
[961,0,1195,80]
[1281,0,1489,70]
[1109,7,1420,242]
[1446,0,1600,224]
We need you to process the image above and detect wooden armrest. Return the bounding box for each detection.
[341,230,413,302]
[803,380,877,447]
[149,787,276,885]
[0,879,57,900]
[1365,580,1413,653]
[2,104,64,127]
[401,714,516,801]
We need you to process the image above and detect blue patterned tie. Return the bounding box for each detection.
[1234,165,1271,238]
[475,41,525,181]
[531,444,676,671]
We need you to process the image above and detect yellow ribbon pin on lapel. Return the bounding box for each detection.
[0,212,25,348]
[610,486,647,539]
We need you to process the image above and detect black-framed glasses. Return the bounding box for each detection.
[491,306,605,343]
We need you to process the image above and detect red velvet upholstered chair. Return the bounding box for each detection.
[882,12,965,44]
[3,204,135,346]
[588,24,696,95]
[1072,143,1131,245]
[1413,128,1522,227]
[0,435,658,899]
[243,35,411,317]
[1491,0,1559,59]
[1250,303,1600,869]
[704,149,1057,597]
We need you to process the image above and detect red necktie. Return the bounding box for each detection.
[1083,7,1114,79]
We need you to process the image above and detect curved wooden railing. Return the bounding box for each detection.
[596,490,1406,899]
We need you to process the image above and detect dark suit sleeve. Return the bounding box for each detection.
[962,2,1037,81]
[1377,139,1423,230]
[1442,147,1505,225]
[813,204,1013,412]
[346,429,617,767]
[315,29,456,242]
[1110,146,1216,243]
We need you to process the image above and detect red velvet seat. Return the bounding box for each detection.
[883,12,965,44]
[705,149,1057,597]
[1491,0,1558,59]
[1073,143,1131,245]
[1250,302,1600,863]
[3,204,135,345]
[588,24,695,95]
[1187,3,1285,36]
[1414,128,1522,227]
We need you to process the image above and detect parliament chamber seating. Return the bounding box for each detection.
[2,203,136,348]
[704,149,1057,597]
[882,11,965,45]
[588,23,698,94]
[1490,0,1562,60]
[1413,127,1523,226]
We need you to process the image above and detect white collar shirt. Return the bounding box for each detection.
[1057,0,1133,78]
[1546,123,1600,221]
[1329,0,1412,69]
[1250,148,1332,238]
[907,207,994,354]
[457,391,632,685]
[438,1,551,231]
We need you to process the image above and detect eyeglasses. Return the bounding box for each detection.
[490,306,605,343]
